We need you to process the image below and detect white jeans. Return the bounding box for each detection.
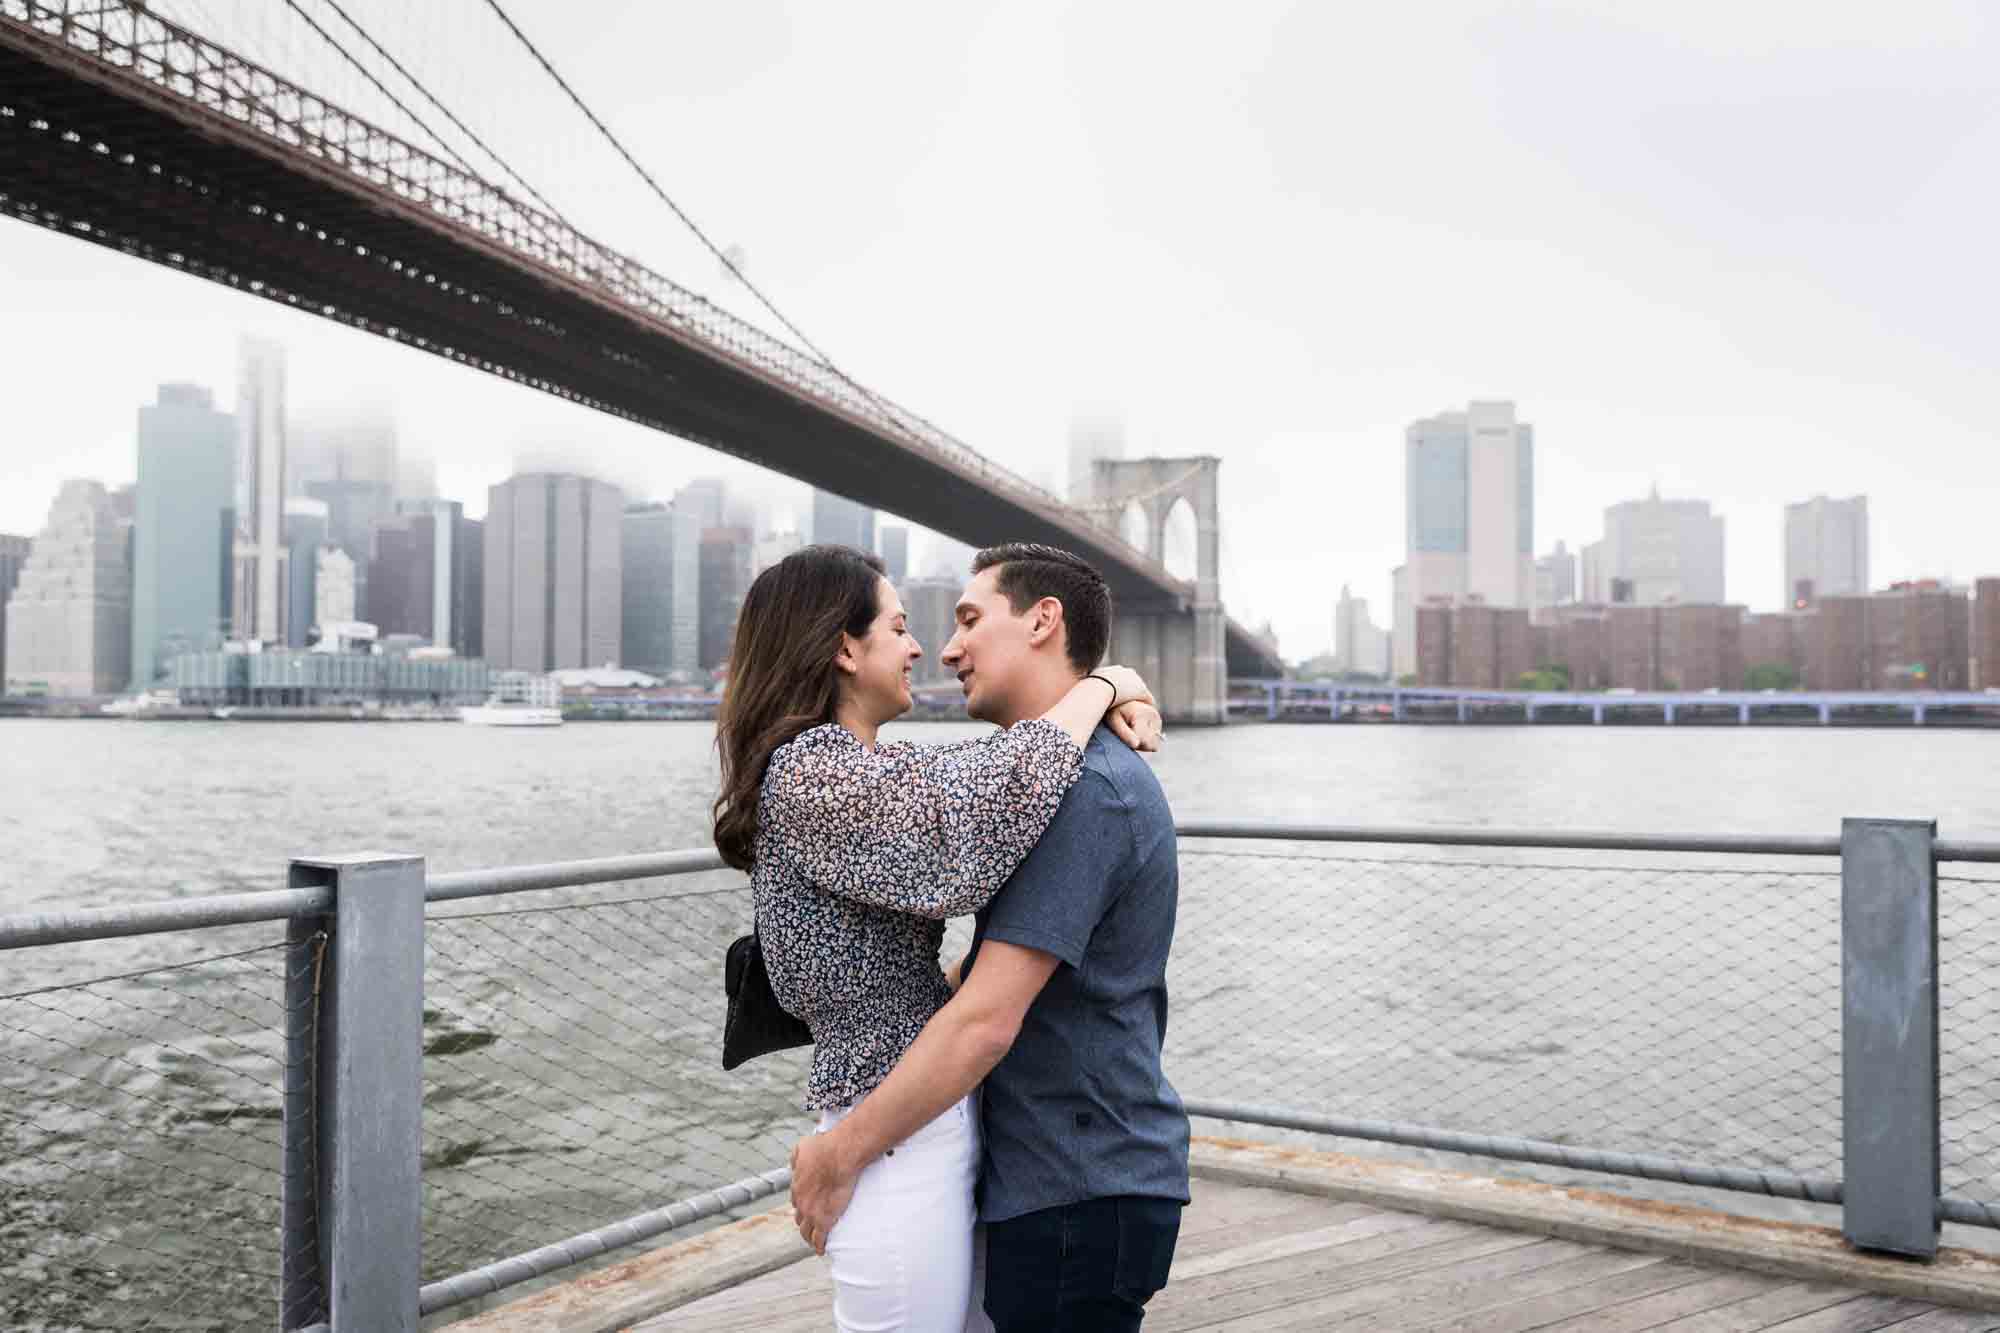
[816,1092,994,1333]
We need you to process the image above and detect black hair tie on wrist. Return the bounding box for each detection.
[1087,672,1121,705]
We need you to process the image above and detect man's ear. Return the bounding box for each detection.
[1026,596,1065,649]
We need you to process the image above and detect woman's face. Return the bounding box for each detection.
[840,577,923,723]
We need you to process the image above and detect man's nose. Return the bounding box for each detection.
[940,634,963,665]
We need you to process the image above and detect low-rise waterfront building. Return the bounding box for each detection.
[163,645,491,707]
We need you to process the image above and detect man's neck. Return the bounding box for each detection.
[993,668,1087,731]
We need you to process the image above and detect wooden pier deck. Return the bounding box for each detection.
[647,1177,1995,1332]
[453,1143,2000,1333]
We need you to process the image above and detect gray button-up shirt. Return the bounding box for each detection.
[964,725,1191,1223]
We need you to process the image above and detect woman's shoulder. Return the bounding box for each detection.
[765,722,860,780]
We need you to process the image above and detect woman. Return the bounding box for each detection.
[712,544,1157,1332]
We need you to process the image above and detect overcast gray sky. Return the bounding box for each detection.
[2,0,1994,658]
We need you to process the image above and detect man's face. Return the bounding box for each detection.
[940,567,1038,725]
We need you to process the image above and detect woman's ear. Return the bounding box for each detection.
[832,634,861,677]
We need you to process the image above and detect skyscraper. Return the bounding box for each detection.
[303,477,393,619]
[315,547,357,626]
[901,577,961,687]
[4,481,132,695]
[621,502,699,677]
[811,488,876,553]
[0,533,30,689]
[370,500,483,656]
[232,337,288,644]
[1580,489,1725,607]
[132,383,237,687]
[1392,401,1534,678]
[483,474,622,671]
[674,477,727,533]
[880,526,910,584]
[289,400,398,497]
[698,526,753,671]
[282,498,329,648]
[1334,585,1389,677]
[1534,540,1578,614]
[1784,495,1868,609]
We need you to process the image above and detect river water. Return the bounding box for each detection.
[5,718,2000,1329]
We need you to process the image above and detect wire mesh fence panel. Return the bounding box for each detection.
[1167,845,1844,1182]
[0,930,306,1333]
[420,874,812,1286]
[1941,871,2000,1217]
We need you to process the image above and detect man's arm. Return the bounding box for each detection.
[789,940,1059,1253]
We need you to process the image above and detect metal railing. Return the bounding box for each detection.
[3,818,1998,1329]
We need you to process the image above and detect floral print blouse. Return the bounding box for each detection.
[752,719,1084,1110]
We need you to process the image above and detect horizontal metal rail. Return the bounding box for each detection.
[0,884,334,951]
[417,1167,792,1316]
[1175,821,1845,857]
[11,824,1994,950]
[1936,840,2000,864]
[1183,1098,1843,1206]
[424,849,727,903]
[1938,1195,2000,1230]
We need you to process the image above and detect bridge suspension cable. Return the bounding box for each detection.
[477,0,934,446]
[300,0,570,225]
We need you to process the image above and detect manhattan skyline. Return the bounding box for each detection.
[2,1,1994,659]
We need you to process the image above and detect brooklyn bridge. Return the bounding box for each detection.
[0,0,1284,719]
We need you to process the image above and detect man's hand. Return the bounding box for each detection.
[789,1130,859,1255]
[1107,699,1163,753]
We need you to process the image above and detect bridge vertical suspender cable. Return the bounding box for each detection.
[303,0,571,226]
[478,0,933,446]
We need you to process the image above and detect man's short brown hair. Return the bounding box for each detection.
[971,542,1113,674]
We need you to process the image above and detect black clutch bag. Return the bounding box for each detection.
[722,932,813,1070]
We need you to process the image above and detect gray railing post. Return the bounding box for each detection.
[284,853,426,1331]
[1841,817,1940,1258]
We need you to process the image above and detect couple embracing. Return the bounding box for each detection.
[712,540,1190,1331]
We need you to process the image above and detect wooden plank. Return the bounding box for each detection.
[1346,1248,1671,1332]
[1184,1236,1598,1330]
[1880,1310,2000,1331]
[1177,1178,1373,1238]
[1147,1226,1543,1331]
[1648,1285,1900,1333]
[1531,1272,1781,1332]
[1173,1198,1386,1258]
[1427,1260,1716,1332]
[1172,1208,1451,1282]
[1754,1295,1945,1332]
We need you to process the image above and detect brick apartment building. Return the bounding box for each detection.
[1806,584,1969,692]
[1978,578,2000,690]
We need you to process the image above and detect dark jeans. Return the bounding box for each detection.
[983,1194,1184,1332]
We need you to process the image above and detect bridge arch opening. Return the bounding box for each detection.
[1118,500,1148,556]
[1162,495,1198,584]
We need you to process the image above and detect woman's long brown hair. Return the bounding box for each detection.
[712,544,889,871]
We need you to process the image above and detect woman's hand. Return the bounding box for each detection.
[1093,665,1154,710]
[1107,700,1163,753]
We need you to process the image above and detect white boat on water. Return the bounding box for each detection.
[460,672,564,727]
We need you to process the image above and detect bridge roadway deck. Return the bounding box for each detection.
[649,1178,1987,1332]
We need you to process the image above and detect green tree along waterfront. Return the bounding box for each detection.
[1745,662,1801,692]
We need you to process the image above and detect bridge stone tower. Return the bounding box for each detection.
[1091,456,1226,725]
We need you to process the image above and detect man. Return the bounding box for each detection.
[790,541,1190,1331]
